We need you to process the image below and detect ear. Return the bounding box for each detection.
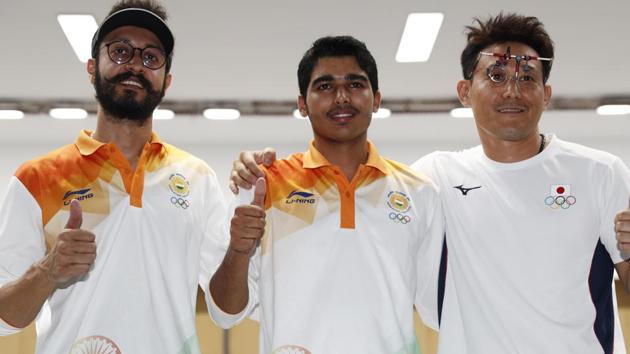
[163,73,173,93]
[87,58,96,85]
[456,80,472,107]
[543,84,552,109]
[297,95,308,117]
[372,91,382,113]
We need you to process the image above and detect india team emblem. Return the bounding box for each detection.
[169,173,191,209]
[387,191,411,213]
[168,173,190,197]
[70,335,122,354]
[544,184,576,209]
[387,191,412,224]
[272,345,312,354]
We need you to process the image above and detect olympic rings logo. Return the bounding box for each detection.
[170,196,190,209]
[389,212,411,224]
[544,195,576,209]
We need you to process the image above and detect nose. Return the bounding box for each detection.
[502,74,522,99]
[335,86,349,105]
[125,48,145,72]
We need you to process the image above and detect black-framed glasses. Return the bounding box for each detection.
[104,40,167,70]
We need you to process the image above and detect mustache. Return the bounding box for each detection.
[104,72,152,90]
[326,105,359,117]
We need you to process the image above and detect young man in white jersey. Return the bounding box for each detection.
[210,36,444,354]
[0,1,227,352]
[230,13,630,354]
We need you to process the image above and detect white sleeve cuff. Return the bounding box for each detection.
[206,288,253,329]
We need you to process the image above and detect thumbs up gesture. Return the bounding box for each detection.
[229,177,267,255]
[615,198,630,253]
[38,200,97,286]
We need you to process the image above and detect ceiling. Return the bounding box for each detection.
[1,0,628,108]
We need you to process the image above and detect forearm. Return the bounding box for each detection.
[0,262,56,328]
[209,248,253,314]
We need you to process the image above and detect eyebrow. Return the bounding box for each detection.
[310,73,369,86]
[485,62,541,72]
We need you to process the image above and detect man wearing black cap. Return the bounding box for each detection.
[0,1,227,352]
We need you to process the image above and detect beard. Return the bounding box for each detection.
[94,68,165,125]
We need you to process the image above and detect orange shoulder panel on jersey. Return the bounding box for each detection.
[146,143,207,174]
[383,158,434,189]
[15,144,106,226]
[261,153,336,211]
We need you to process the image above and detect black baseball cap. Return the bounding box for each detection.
[91,7,174,58]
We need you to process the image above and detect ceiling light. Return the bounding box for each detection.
[153,109,175,120]
[49,108,88,120]
[203,109,240,120]
[396,13,444,63]
[0,110,24,120]
[596,104,630,116]
[450,108,474,118]
[293,109,308,120]
[57,15,98,63]
[373,108,391,119]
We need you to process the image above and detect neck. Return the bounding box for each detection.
[479,131,545,163]
[313,135,369,181]
[93,107,153,170]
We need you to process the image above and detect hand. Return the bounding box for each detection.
[616,198,630,253]
[229,178,266,255]
[37,200,97,286]
[229,148,276,194]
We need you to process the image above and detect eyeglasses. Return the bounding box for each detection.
[104,40,167,70]
[479,47,552,86]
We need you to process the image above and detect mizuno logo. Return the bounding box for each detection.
[286,190,316,204]
[454,185,482,196]
[63,188,94,205]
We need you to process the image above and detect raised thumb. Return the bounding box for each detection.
[250,177,266,208]
[64,199,83,229]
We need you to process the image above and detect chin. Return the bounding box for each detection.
[496,129,533,141]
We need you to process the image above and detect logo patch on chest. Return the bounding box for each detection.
[544,184,576,209]
[63,188,94,205]
[387,191,412,224]
[285,190,316,204]
[453,184,482,196]
[169,173,190,209]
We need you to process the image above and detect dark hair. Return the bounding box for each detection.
[98,0,173,72]
[108,0,168,19]
[297,36,379,96]
[461,13,554,83]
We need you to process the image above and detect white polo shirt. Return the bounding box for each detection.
[412,135,630,354]
[0,130,227,354]
[211,141,444,354]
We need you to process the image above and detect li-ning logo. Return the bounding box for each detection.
[285,190,316,204]
[454,185,482,196]
[70,335,122,354]
[63,188,94,205]
[544,184,576,209]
